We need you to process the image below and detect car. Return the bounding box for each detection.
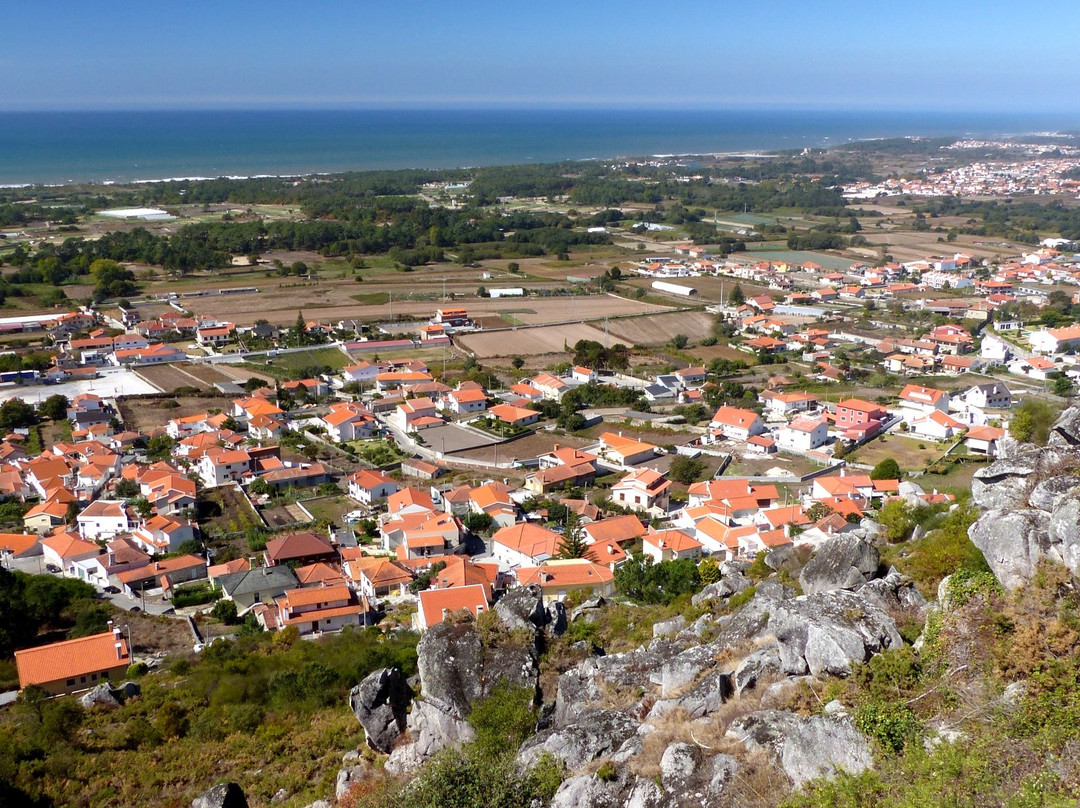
[129,606,141,612]
[45,563,61,574]
[103,585,120,594]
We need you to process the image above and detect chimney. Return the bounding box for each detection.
[552,443,559,452]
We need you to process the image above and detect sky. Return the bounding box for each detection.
[2,1,1078,111]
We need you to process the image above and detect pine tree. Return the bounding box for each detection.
[556,511,595,561]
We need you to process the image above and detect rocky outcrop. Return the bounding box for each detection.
[798,534,879,596]
[968,508,1052,590]
[691,572,751,606]
[79,683,121,709]
[517,709,640,771]
[727,710,873,787]
[733,645,782,695]
[767,588,903,677]
[349,667,412,753]
[191,783,247,808]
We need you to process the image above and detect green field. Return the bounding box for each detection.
[735,249,856,271]
[249,347,350,374]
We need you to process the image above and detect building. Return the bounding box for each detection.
[15,625,130,695]
[963,383,1012,410]
[490,522,562,570]
[778,417,830,452]
[217,566,300,612]
[348,469,398,505]
[642,529,703,563]
[898,385,950,419]
[709,407,766,441]
[515,559,616,601]
[264,531,338,567]
[274,584,367,635]
[1030,324,1080,355]
[610,468,671,514]
[415,584,490,630]
[76,500,133,541]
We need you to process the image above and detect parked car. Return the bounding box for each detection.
[103,585,120,594]
[45,563,61,573]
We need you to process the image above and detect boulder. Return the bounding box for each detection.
[798,535,879,596]
[1049,406,1080,447]
[968,508,1051,589]
[767,589,903,677]
[79,683,120,710]
[727,710,872,787]
[647,670,731,720]
[494,584,548,633]
[1047,490,1080,577]
[547,775,619,808]
[385,698,475,775]
[970,454,1040,510]
[270,789,288,805]
[765,546,795,570]
[554,649,665,727]
[113,681,141,699]
[518,709,640,771]
[652,615,686,638]
[191,783,247,808]
[335,764,371,801]
[707,754,739,797]
[857,569,927,614]
[546,600,568,636]
[1028,475,1078,512]
[660,742,701,792]
[733,645,782,695]
[302,803,331,808]
[569,596,607,622]
[349,667,412,753]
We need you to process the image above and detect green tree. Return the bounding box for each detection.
[211,599,239,624]
[672,333,689,349]
[145,434,175,461]
[0,397,36,429]
[870,457,902,480]
[511,356,525,370]
[877,499,916,543]
[37,394,70,422]
[698,556,721,585]
[668,454,707,484]
[1009,399,1059,446]
[730,283,745,305]
[614,554,702,605]
[1053,375,1075,397]
[556,511,595,561]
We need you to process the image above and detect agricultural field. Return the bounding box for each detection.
[732,249,856,271]
[247,346,350,374]
[134,363,221,393]
[456,322,611,358]
[448,430,591,464]
[603,311,717,347]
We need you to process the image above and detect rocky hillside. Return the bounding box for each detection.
[186,407,1080,808]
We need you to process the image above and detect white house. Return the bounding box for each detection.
[1030,325,1080,355]
[348,469,398,505]
[962,383,1012,410]
[197,448,252,487]
[610,468,671,515]
[709,407,766,441]
[777,417,829,452]
[642,529,703,563]
[76,500,133,541]
[898,385,950,420]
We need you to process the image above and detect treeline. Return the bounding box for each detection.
[910,197,1080,242]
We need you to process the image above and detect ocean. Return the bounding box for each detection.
[1,108,1079,187]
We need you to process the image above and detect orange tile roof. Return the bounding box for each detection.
[418,584,490,629]
[15,630,129,687]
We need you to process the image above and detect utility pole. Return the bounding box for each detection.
[389,291,393,323]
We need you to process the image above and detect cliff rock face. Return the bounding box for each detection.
[968,409,1080,589]
[191,783,247,808]
[349,667,412,753]
[798,534,880,595]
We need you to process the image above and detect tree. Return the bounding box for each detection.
[730,283,745,305]
[672,334,689,350]
[511,356,525,370]
[1053,375,1075,397]
[556,511,595,561]
[877,500,916,543]
[114,479,139,499]
[668,454,707,485]
[1009,399,1059,446]
[37,394,69,422]
[145,434,175,462]
[870,457,902,481]
[0,397,36,429]
[211,599,240,625]
[614,554,701,605]
[507,262,520,273]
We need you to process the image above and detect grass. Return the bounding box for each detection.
[250,347,350,374]
[849,434,948,474]
[299,495,356,526]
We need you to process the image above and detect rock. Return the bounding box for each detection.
[341,749,361,764]
[569,596,606,622]
[79,683,120,709]
[494,584,548,633]
[727,710,873,787]
[1028,475,1078,511]
[660,742,701,791]
[335,765,370,801]
[968,508,1051,589]
[798,535,879,596]
[270,788,288,804]
[857,569,927,614]
[547,775,618,808]
[624,779,665,808]
[768,589,903,677]
[1002,681,1027,705]
[191,783,247,808]
[898,480,926,507]
[114,681,141,699]
[733,646,782,695]
[518,709,640,771]
[652,615,686,638]
[385,698,475,775]
[823,700,848,716]
[716,571,753,597]
[911,523,926,542]
[546,600,568,636]
[349,667,412,753]
[647,671,731,720]
[554,649,664,727]
[759,676,816,710]
[303,802,331,808]
[765,545,795,570]
[1049,406,1080,447]
[971,454,1039,510]
[707,753,739,797]
[1047,490,1080,577]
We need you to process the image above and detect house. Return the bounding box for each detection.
[966,425,1006,456]
[963,383,1012,410]
[610,468,671,514]
[674,366,708,388]
[835,398,887,437]
[524,447,598,494]
[76,500,133,541]
[597,432,658,466]
[531,372,569,400]
[581,513,648,547]
[130,515,198,554]
[392,398,441,431]
[320,402,376,442]
[515,559,615,601]
[435,307,469,326]
[415,584,490,630]
[70,537,150,589]
[490,522,562,570]
[0,532,42,566]
[42,531,101,575]
[1029,324,1080,355]
[571,366,597,383]
[264,531,338,567]
[709,407,766,441]
[401,458,443,480]
[281,378,330,398]
[197,447,252,487]
[442,388,488,415]
[760,390,818,418]
[275,584,367,635]
[15,625,130,695]
[346,556,414,600]
[910,409,965,441]
[486,403,540,428]
[777,417,830,452]
[342,362,379,385]
[898,385,950,419]
[116,555,207,598]
[217,566,300,612]
[348,469,398,505]
[380,510,462,559]
[643,529,703,563]
[196,324,236,347]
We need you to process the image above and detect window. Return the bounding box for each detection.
[80,676,86,684]
[66,678,75,687]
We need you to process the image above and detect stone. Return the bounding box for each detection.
[652,615,686,638]
[823,700,848,716]
[518,709,640,771]
[546,600,568,636]
[733,645,782,695]
[1049,406,1080,447]
[660,742,701,792]
[79,683,120,709]
[335,765,370,801]
[349,667,412,753]
[303,802,332,808]
[494,584,548,633]
[970,454,1040,510]
[716,571,753,598]
[1028,475,1079,511]
[968,508,1051,590]
[191,783,247,808]
[270,788,288,804]
[727,710,873,787]
[114,681,141,699]
[768,589,903,677]
[707,753,739,797]
[547,775,617,808]
[765,546,795,570]
[798,534,879,596]
[647,671,730,720]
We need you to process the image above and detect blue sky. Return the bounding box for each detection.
[2,1,1077,110]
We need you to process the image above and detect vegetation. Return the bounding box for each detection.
[614,554,702,605]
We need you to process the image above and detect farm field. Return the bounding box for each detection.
[848,434,947,473]
[449,430,591,464]
[118,394,234,434]
[733,249,856,271]
[134,363,220,393]
[456,323,611,358]
[603,311,717,346]
[247,347,350,373]
[685,343,753,363]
